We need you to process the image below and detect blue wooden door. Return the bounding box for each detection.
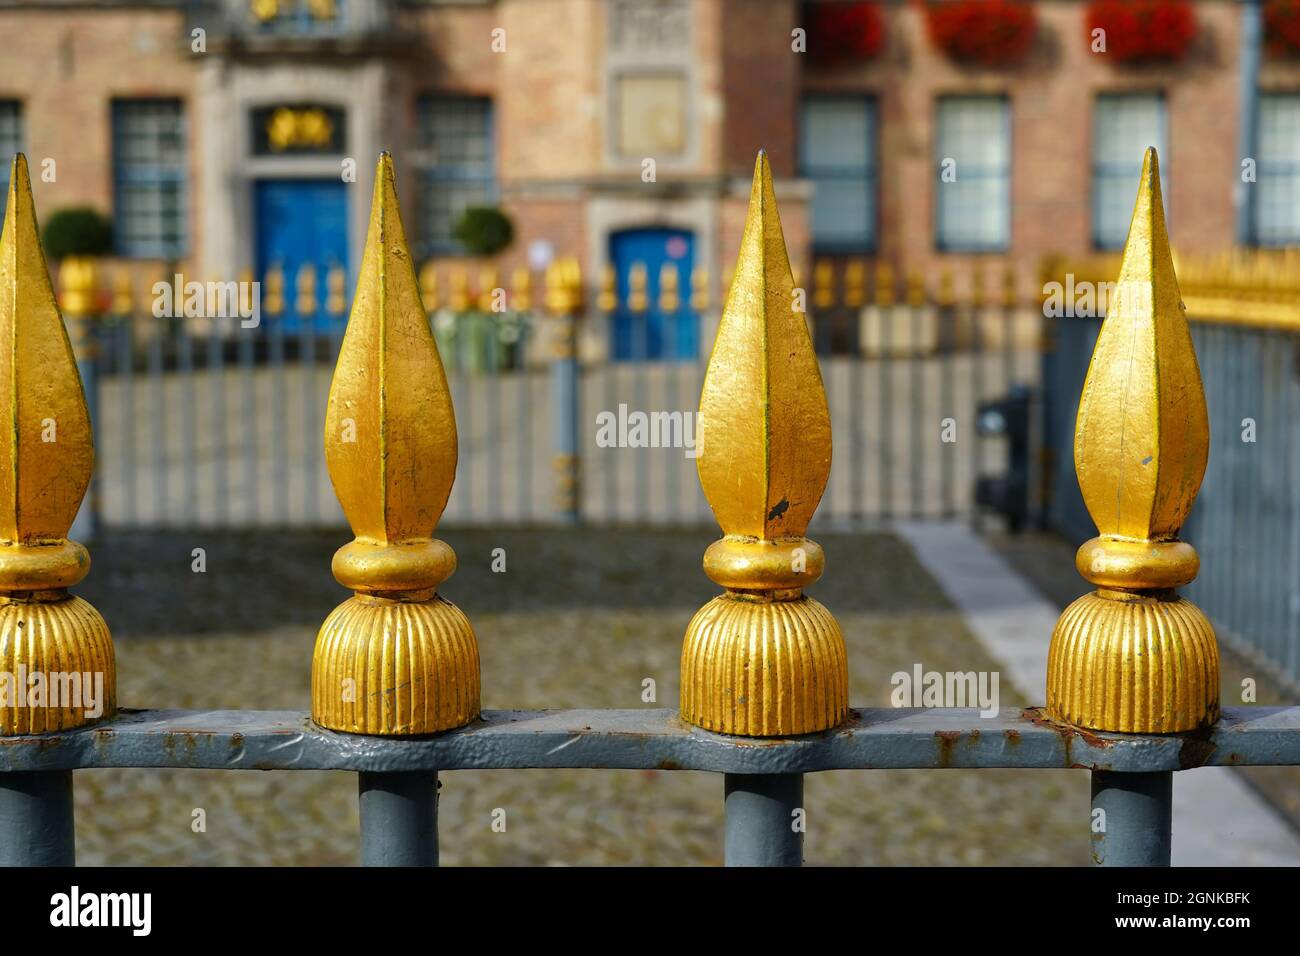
[610,228,698,361]
[254,179,349,335]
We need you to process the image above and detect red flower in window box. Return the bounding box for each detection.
[1086,0,1198,64]
[805,1,887,64]
[924,0,1037,68]
[1265,0,1300,58]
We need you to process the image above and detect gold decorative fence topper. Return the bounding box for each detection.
[312,154,480,736]
[1047,148,1219,733]
[0,154,115,735]
[680,150,848,737]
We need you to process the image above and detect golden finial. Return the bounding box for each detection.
[689,264,709,312]
[110,269,135,316]
[448,267,470,312]
[545,260,578,315]
[813,259,834,309]
[325,262,347,316]
[938,265,955,307]
[1047,149,1218,734]
[0,155,115,735]
[311,155,479,735]
[844,261,866,308]
[597,263,617,313]
[295,262,318,317]
[57,255,99,321]
[511,266,531,311]
[562,257,584,312]
[1001,262,1017,308]
[627,262,648,313]
[680,151,847,737]
[658,262,680,313]
[874,261,894,307]
[263,263,285,317]
[477,264,499,312]
[906,270,925,308]
[418,260,439,312]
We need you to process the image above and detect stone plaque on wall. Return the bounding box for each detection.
[615,72,687,158]
[608,0,690,53]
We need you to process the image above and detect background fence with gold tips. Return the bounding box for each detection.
[0,151,1298,869]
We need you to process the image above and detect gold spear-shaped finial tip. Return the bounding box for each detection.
[1074,144,1206,551]
[1046,147,1218,734]
[699,142,829,543]
[314,152,479,736]
[0,151,115,735]
[681,144,846,738]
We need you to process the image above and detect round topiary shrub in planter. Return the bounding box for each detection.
[452,206,514,257]
[40,207,113,260]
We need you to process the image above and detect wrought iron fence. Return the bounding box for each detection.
[1,147,1297,869]
[79,251,1045,532]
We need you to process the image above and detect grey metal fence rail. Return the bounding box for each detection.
[2,706,1297,867]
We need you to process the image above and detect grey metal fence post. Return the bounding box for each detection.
[0,771,76,867]
[358,772,439,867]
[1090,770,1172,867]
[724,773,803,867]
[547,258,581,524]
[63,263,101,543]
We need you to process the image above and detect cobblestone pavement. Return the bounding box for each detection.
[72,527,1087,866]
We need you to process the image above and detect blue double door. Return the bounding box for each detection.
[254,179,349,335]
[610,227,699,361]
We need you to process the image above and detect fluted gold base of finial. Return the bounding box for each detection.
[1047,590,1219,733]
[681,593,848,737]
[312,594,480,735]
[0,595,116,736]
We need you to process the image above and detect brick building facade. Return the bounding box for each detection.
[0,0,1295,339]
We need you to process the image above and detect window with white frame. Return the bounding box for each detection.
[0,101,23,215]
[1254,93,1300,246]
[414,97,495,256]
[1093,93,1167,249]
[800,96,877,251]
[935,97,1010,252]
[111,100,188,258]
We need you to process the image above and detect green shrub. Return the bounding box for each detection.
[452,206,514,256]
[41,207,113,259]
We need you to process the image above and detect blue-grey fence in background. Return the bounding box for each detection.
[81,256,1043,531]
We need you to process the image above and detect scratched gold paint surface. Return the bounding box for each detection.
[680,152,847,737]
[697,151,831,541]
[0,155,115,734]
[1047,148,1218,734]
[1074,149,1208,543]
[324,154,456,547]
[312,155,478,735]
